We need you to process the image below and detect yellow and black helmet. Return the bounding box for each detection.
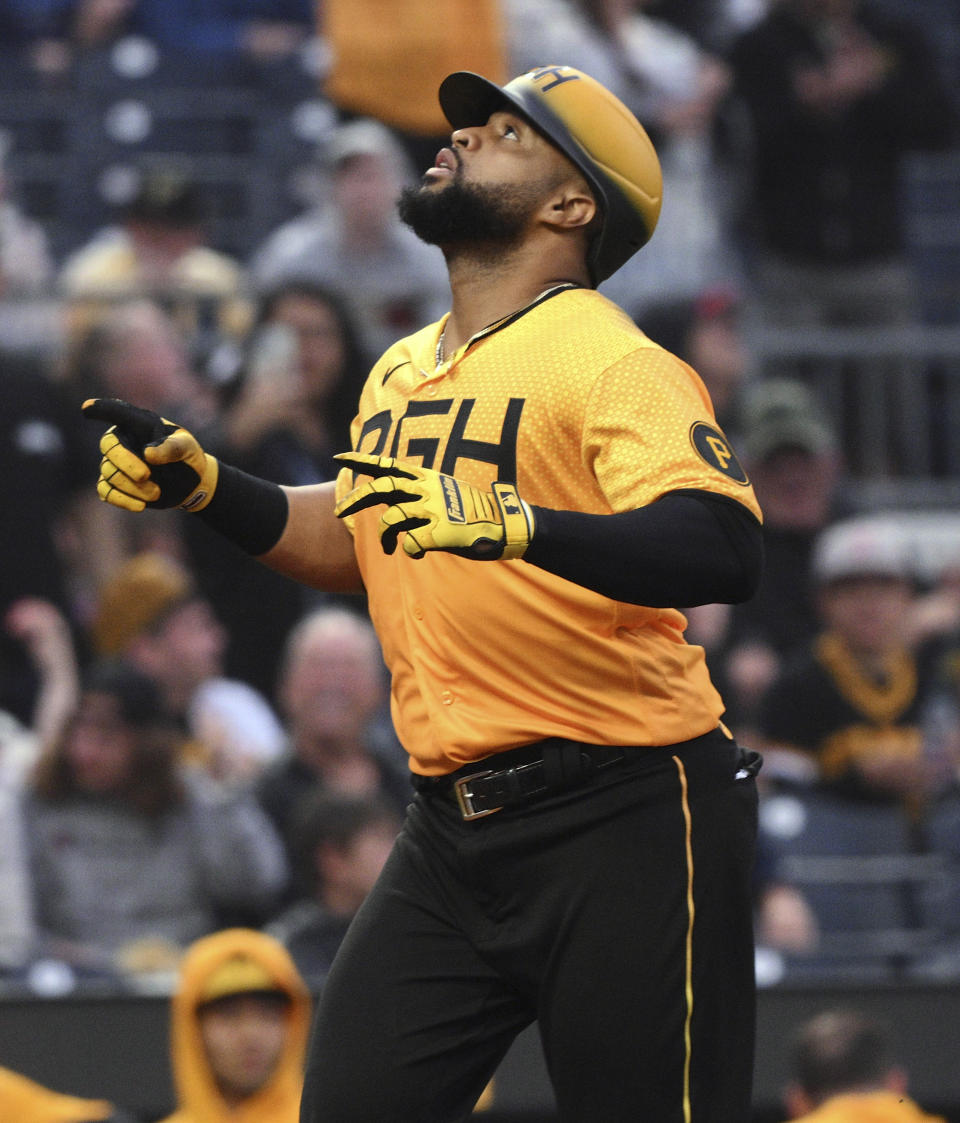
[438,65,663,285]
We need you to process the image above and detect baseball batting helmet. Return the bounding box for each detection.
[438,65,663,285]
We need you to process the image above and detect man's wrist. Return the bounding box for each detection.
[197,462,289,555]
[179,454,220,512]
[492,483,536,559]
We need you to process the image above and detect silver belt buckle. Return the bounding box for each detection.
[453,770,501,820]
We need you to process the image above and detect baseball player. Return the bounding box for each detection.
[85,66,764,1122]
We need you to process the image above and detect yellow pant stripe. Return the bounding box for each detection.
[673,754,695,1123]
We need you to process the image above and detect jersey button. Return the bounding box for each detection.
[414,607,424,620]
[426,384,438,397]
[441,690,454,705]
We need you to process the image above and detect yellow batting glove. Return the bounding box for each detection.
[334,452,534,561]
[82,398,219,513]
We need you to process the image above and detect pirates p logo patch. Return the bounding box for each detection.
[690,422,749,484]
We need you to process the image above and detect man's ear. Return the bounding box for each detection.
[541,180,597,232]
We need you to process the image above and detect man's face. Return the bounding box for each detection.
[280,621,384,749]
[198,994,288,1103]
[398,110,571,251]
[66,692,136,795]
[321,820,398,912]
[334,152,400,231]
[151,599,226,686]
[818,575,914,655]
[268,294,345,404]
[750,446,837,530]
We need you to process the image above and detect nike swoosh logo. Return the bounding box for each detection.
[382,361,411,386]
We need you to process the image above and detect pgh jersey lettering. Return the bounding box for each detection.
[337,286,762,775]
[356,397,525,481]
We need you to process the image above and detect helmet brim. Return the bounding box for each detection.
[439,71,596,195]
[439,71,514,133]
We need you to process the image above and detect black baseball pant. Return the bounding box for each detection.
[300,728,759,1122]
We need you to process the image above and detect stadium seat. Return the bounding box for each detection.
[0,85,77,260]
[758,787,948,981]
[901,150,960,325]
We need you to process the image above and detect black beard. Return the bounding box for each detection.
[397,176,545,251]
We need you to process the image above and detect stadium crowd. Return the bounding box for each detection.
[1,0,960,1119]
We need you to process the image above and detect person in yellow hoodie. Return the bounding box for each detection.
[782,1009,945,1123]
[162,928,311,1123]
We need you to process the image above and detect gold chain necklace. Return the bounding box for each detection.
[434,282,578,370]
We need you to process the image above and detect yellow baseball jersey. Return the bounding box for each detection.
[337,287,762,775]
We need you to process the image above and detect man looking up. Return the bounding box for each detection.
[85,64,764,1122]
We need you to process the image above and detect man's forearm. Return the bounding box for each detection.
[199,469,364,593]
[523,490,763,607]
[263,482,365,593]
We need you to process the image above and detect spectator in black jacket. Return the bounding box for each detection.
[729,0,956,329]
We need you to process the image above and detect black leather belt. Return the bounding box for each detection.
[414,741,628,820]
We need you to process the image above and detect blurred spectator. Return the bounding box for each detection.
[911,565,960,656]
[780,1008,945,1122]
[63,299,219,612]
[0,1064,137,1123]
[0,597,81,976]
[320,0,506,165]
[256,607,409,873]
[4,598,80,769]
[756,517,949,802]
[61,0,314,59]
[751,774,820,965]
[713,377,848,735]
[647,0,771,51]
[64,298,216,422]
[919,587,960,785]
[577,0,743,316]
[755,878,820,957]
[91,551,285,782]
[250,118,449,360]
[0,715,35,975]
[186,280,368,700]
[504,0,625,98]
[162,927,311,1123]
[267,791,401,983]
[212,280,366,481]
[22,660,287,983]
[0,597,80,976]
[0,131,54,298]
[728,0,957,330]
[59,166,251,354]
[638,285,751,436]
[0,348,97,724]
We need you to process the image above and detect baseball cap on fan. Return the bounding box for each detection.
[812,519,913,586]
[325,118,409,171]
[197,955,289,1007]
[740,378,837,463]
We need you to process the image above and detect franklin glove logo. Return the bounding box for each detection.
[441,475,465,522]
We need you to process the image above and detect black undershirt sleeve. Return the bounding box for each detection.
[197,462,289,556]
[523,489,764,608]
